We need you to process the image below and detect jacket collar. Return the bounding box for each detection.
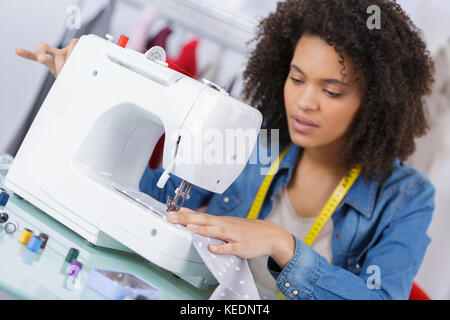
[278,143,379,220]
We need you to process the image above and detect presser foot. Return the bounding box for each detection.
[166,180,192,212]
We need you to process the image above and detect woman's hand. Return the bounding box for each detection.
[167,207,296,269]
[15,38,79,77]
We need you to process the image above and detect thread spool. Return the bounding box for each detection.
[0,188,9,207]
[68,261,83,277]
[0,211,8,223]
[65,248,79,263]
[19,228,34,245]
[38,233,49,249]
[27,235,43,252]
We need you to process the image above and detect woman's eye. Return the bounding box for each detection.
[291,77,303,84]
[324,90,342,98]
[290,77,303,85]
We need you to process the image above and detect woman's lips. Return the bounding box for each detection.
[292,115,318,133]
[294,115,318,126]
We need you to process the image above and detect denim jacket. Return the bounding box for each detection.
[139,140,435,300]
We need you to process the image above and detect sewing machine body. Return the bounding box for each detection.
[5,34,262,288]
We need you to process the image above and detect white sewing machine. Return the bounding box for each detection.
[5,34,262,288]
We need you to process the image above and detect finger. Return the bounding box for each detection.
[66,38,79,58]
[209,242,240,256]
[37,54,56,71]
[16,48,56,75]
[186,224,231,241]
[36,42,57,56]
[179,207,201,214]
[15,48,38,61]
[55,39,79,77]
[166,209,211,226]
[54,49,68,76]
[57,39,78,74]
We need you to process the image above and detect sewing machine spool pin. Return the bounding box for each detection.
[166,180,192,212]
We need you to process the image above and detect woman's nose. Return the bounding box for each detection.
[296,85,319,111]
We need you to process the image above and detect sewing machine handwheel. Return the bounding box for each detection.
[145,46,167,63]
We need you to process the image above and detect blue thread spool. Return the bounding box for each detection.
[0,188,9,207]
[27,235,43,252]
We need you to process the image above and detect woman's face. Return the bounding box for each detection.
[284,34,362,150]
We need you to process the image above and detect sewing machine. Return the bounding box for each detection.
[5,34,262,288]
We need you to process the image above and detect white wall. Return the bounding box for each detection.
[397,0,450,54]
[0,0,111,154]
[0,1,70,153]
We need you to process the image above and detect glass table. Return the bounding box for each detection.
[0,188,214,300]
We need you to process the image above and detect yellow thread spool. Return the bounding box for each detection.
[19,228,34,245]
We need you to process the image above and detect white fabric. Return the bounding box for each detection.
[192,234,260,300]
[112,182,260,300]
[248,184,334,295]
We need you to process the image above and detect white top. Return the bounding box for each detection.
[248,184,334,294]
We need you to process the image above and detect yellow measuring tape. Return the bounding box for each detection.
[246,144,293,220]
[246,143,361,298]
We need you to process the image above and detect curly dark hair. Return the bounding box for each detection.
[242,0,435,181]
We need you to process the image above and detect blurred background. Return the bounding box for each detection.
[0,0,449,299]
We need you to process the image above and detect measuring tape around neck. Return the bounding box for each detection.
[247,143,361,299]
[246,144,293,220]
[246,143,361,246]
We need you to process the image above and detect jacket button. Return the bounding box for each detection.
[284,282,290,288]
[292,289,298,295]
[223,197,230,203]
[356,264,361,269]
[334,233,340,238]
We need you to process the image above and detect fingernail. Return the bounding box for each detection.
[180,207,189,213]
[210,245,217,251]
[187,224,199,230]
[37,54,43,62]
[166,212,178,221]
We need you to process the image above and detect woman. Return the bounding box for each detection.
[17,0,435,300]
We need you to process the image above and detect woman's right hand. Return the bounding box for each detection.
[15,38,79,77]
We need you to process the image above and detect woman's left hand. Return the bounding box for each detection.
[166,207,295,269]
